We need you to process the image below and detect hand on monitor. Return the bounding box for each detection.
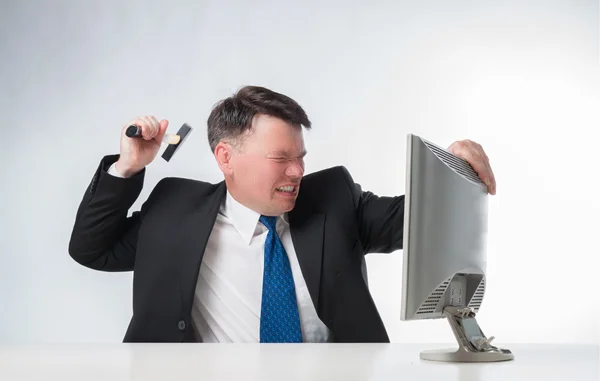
[447,139,496,195]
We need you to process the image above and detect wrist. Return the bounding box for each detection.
[114,160,142,178]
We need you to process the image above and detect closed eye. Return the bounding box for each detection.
[268,150,308,162]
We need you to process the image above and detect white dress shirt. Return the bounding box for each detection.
[107,163,331,343]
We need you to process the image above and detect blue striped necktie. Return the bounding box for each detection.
[259,215,302,343]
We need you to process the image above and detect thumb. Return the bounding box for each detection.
[155,119,169,143]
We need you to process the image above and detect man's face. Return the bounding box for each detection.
[222,114,307,216]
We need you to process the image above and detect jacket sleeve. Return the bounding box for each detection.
[340,166,405,254]
[68,154,148,271]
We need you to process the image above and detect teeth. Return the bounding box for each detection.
[276,186,295,192]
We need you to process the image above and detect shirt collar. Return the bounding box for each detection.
[222,190,289,245]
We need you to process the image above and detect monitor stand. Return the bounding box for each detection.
[420,306,514,362]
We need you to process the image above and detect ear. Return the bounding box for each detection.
[214,141,234,176]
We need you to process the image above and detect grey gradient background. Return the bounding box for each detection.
[1,0,598,344]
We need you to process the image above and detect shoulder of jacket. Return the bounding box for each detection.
[152,176,221,195]
[303,165,349,180]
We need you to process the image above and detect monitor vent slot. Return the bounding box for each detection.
[416,278,451,315]
[468,278,485,312]
[423,140,484,185]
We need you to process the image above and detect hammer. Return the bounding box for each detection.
[125,123,193,162]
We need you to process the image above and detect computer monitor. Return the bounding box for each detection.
[400,133,514,362]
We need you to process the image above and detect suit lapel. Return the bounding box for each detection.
[289,209,325,312]
[177,181,227,311]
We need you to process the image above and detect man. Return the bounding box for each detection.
[68,85,496,343]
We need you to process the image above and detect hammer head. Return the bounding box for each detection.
[161,123,193,162]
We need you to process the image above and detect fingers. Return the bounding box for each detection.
[467,151,491,186]
[140,116,160,140]
[448,140,496,195]
[126,116,161,141]
[486,160,496,195]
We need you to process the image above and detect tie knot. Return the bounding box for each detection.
[259,215,278,231]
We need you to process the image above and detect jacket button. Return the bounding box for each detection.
[177,320,187,331]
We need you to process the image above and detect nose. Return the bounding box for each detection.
[285,158,304,178]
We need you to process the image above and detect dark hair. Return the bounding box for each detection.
[207,85,311,152]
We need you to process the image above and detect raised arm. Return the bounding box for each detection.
[68,155,146,271]
[340,167,405,254]
[68,116,169,271]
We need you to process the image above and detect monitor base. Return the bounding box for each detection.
[420,306,514,363]
[420,347,514,362]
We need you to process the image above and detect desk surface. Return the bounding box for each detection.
[0,343,597,380]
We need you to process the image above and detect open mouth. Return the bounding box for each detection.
[275,185,297,194]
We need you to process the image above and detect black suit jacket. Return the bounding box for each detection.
[68,154,405,342]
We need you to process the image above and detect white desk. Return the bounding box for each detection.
[0,343,597,380]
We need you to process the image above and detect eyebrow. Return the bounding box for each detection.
[269,150,308,158]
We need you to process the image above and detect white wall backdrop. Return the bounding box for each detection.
[1,0,598,344]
